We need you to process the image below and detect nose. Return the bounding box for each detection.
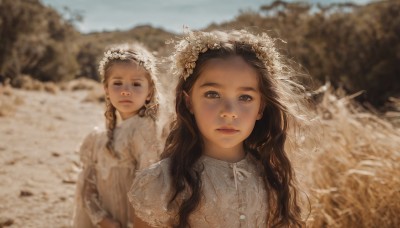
[121,86,132,96]
[121,91,131,96]
[220,100,238,119]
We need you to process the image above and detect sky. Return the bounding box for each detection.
[40,0,374,34]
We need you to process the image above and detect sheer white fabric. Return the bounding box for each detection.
[73,115,162,228]
[128,154,268,228]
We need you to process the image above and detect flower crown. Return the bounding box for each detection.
[98,43,157,81]
[170,30,283,81]
[98,49,128,78]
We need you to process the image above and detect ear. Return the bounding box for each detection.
[146,90,153,103]
[256,103,265,120]
[183,91,193,114]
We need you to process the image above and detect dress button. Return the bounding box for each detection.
[240,214,246,220]
[238,176,244,181]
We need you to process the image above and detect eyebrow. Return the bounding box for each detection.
[199,82,258,92]
[110,76,144,81]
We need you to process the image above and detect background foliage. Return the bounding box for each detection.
[1,0,399,106]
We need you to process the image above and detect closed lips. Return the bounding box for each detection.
[216,127,239,133]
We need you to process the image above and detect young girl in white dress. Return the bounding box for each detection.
[129,30,306,228]
[73,43,165,228]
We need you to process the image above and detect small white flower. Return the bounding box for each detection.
[98,44,157,82]
[170,30,282,81]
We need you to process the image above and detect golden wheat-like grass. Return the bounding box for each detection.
[302,89,400,227]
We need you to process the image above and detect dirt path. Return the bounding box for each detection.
[0,89,104,227]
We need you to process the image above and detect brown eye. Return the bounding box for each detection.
[204,91,220,99]
[239,95,253,102]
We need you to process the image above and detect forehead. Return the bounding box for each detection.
[107,62,148,80]
[195,56,260,89]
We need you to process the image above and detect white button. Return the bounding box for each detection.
[240,214,246,220]
[238,176,244,181]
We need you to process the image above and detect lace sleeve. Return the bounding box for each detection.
[128,159,177,227]
[79,131,110,225]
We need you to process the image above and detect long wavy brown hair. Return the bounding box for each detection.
[162,38,305,227]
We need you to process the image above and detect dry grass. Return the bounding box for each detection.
[11,75,59,94]
[43,82,59,94]
[0,85,24,117]
[385,97,400,127]
[301,88,400,227]
[63,78,101,91]
[83,86,105,103]
[58,78,105,103]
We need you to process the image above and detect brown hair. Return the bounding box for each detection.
[162,31,305,227]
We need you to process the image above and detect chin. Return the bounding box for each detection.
[216,142,242,149]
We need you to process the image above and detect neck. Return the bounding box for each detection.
[203,141,246,163]
[119,112,138,121]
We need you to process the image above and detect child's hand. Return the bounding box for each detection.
[98,217,122,228]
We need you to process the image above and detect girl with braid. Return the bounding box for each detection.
[73,43,165,228]
[128,30,307,228]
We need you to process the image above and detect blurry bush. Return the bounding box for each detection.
[211,0,400,106]
[2,0,399,107]
[0,0,174,84]
[0,0,79,84]
[11,74,58,93]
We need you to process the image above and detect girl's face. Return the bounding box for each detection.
[185,56,264,160]
[104,62,152,120]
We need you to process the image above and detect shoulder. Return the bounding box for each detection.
[85,126,105,139]
[128,158,174,227]
[130,158,171,195]
[79,126,106,164]
[81,126,107,147]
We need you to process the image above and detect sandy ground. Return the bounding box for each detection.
[0,88,104,227]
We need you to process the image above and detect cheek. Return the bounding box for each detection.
[132,87,144,93]
[129,86,148,97]
[192,101,218,132]
[134,83,150,93]
[193,100,219,117]
[233,103,262,123]
[108,85,121,94]
[241,105,260,117]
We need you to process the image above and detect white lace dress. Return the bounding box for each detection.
[73,115,162,228]
[128,153,268,228]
